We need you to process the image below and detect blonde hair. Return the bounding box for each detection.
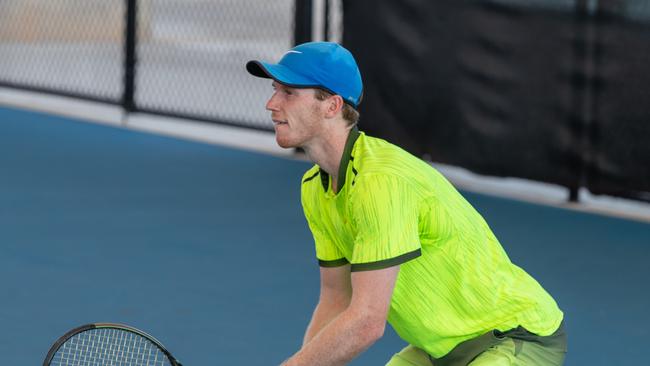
[314,89,360,126]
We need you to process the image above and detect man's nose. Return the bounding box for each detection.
[266,92,279,111]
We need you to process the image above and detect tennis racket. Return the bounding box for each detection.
[43,323,183,366]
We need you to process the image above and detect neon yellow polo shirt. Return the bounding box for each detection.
[300,128,564,358]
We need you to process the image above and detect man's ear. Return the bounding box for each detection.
[324,95,345,119]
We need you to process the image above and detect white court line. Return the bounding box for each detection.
[432,163,650,224]
[127,112,291,158]
[0,87,291,158]
[0,87,124,127]
[1,87,649,224]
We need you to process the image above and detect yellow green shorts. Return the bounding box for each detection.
[386,324,567,366]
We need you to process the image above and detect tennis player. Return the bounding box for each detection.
[246,42,567,366]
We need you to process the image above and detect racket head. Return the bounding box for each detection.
[43,323,182,366]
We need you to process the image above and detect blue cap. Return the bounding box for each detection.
[246,42,363,108]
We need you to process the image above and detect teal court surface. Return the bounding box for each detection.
[1,105,649,365]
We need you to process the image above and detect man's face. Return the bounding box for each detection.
[266,81,324,149]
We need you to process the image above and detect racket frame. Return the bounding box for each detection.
[43,322,183,366]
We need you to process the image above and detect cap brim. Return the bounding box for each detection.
[246,60,360,109]
[245,60,319,88]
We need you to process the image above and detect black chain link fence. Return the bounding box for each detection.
[134,0,294,129]
[2,0,647,201]
[0,0,299,130]
[584,1,650,200]
[0,0,125,102]
[342,0,650,202]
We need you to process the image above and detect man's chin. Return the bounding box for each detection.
[275,136,296,149]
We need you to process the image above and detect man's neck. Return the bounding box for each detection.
[304,126,353,192]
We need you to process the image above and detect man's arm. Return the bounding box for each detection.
[303,264,353,345]
[283,265,399,366]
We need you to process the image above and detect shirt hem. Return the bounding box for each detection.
[350,248,421,272]
[318,258,350,267]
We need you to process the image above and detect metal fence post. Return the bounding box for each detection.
[569,0,599,203]
[294,0,313,45]
[123,0,138,112]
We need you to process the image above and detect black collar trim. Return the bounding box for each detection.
[319,127,360,192]
[302,170,320,184]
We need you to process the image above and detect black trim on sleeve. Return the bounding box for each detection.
[318,258,350,267]
[350,248,421,272]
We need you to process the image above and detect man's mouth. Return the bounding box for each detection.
[272,119,288,125]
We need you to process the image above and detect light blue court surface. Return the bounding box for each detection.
[1,105,649,365]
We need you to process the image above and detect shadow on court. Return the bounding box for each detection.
[1,106,648,365]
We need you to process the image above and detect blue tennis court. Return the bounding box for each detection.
[1,105,648,365]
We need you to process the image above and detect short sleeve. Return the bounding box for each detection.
[301,182,348,267]
[349,174,422,271]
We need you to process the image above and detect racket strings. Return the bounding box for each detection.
[50,328,171,366]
